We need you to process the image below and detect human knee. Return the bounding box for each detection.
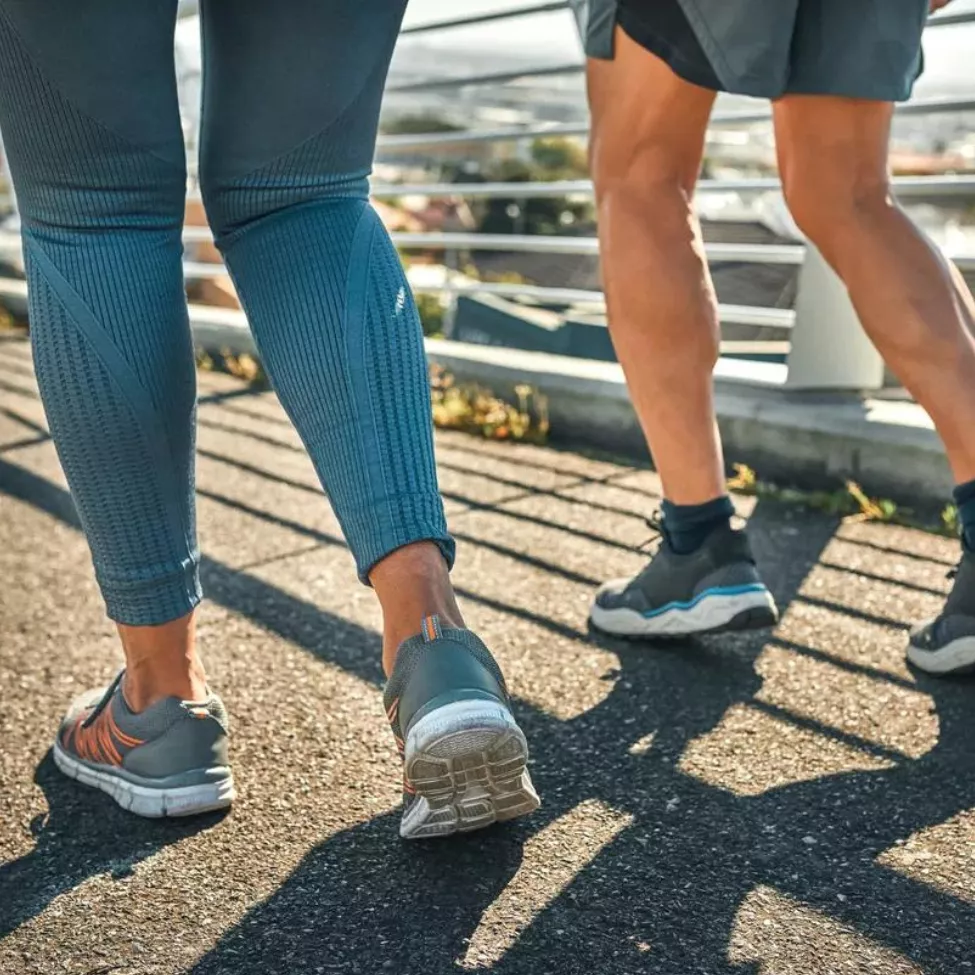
[198,119,372,247]
[594,127,698,204]
[15,151,186,236]
[783,168,892,254]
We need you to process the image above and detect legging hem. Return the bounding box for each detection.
[356,529,456,586]
[101,561,203,627]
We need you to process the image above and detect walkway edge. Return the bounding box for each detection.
[0,284,950,503]
[427,337,951,503]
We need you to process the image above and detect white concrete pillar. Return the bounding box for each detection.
[785,243,885,391]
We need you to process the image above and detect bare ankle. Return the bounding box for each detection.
[370,542,464,676]
[117,611,208,712]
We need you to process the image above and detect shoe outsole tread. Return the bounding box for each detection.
[400,703,539,840]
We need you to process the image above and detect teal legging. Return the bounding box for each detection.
[0,0,453,625]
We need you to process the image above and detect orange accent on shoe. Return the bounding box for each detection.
[63,715,83,752]
[106,709,144,748]
[422,615,442,642]
[66,707,141,766]
[74,719,93,762]
[96,711,123,766]
[386,698,399,722]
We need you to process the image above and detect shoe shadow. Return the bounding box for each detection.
[191,812,527,974]
[0,751,228,940]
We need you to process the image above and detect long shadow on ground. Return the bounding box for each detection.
[2,417,974,974]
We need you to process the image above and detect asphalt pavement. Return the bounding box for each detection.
[1,332,972,975]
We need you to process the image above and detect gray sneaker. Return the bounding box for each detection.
[908,545,975,675]
[383,616,540,840]
[590,520,779,639]
[53,671,235,818]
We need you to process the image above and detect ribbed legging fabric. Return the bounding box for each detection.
[0,0,454,625]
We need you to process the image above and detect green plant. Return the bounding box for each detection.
[193,351,550,444]
[430,365,549,444]
[380,114,462,136]
[728,463,957,537]
[0,306,20,332]
[528,136,588,179]
[195,348,269,388]
[415,293,445,338]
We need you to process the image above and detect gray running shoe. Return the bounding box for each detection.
[53,671,235,818]
[383,616,540,840]
[908,545,975,675]
[590,520,778,639]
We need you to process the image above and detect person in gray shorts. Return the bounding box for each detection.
[586,0,928,100]
[585,1,975,676]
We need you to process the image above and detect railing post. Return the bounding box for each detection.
[785,244,884,391]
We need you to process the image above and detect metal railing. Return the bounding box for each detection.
[377,1,975,390]
[0,2,971,391]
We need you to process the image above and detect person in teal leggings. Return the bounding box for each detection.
[0,0,539,837]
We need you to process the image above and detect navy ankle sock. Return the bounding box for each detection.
[952,479,975,550]
[661,495,735,555]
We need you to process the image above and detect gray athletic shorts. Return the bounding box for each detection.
[586,0,928,102]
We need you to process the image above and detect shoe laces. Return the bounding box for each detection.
[638,510,665,553]
[81,670,125,729]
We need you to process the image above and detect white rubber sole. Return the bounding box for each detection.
[590,587,778,638]
[907,633,975,675]
[400,699,540,840]
[53,742,236,818]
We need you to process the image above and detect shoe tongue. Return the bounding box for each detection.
[420,615,444,643]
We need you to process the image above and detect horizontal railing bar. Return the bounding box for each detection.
[401,2,570,34]
[387,62,581,94]
[0,233,793,327]
[411,278,796,329]
[714,304,795,329]
[377,121,589,152]
[179,302,790,382]
[927,10,975,27]
[414,280,602,305]
[376,179,588,198]
[181,225,802,265]
[378,94,975,153]
[720,340,791,356]
[0,224,968,280]
[372,174,975,199]
[895,95,975,116]
[110,226,975,274]
[184,226,802,264]
[390,231,806,265]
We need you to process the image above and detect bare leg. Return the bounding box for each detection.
[587,28,724,504]
[117,612,207,712]
[775,96,975,483]
[370,541,465,676]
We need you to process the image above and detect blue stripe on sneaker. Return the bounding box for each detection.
[643,583,769,619]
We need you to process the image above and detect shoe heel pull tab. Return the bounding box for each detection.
[421,615,443,643]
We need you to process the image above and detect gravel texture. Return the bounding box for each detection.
[1,335,973,975]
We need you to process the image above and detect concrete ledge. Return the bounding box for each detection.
[0,290,948,503]
[181,307,955,502]
[427,339,952,503]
